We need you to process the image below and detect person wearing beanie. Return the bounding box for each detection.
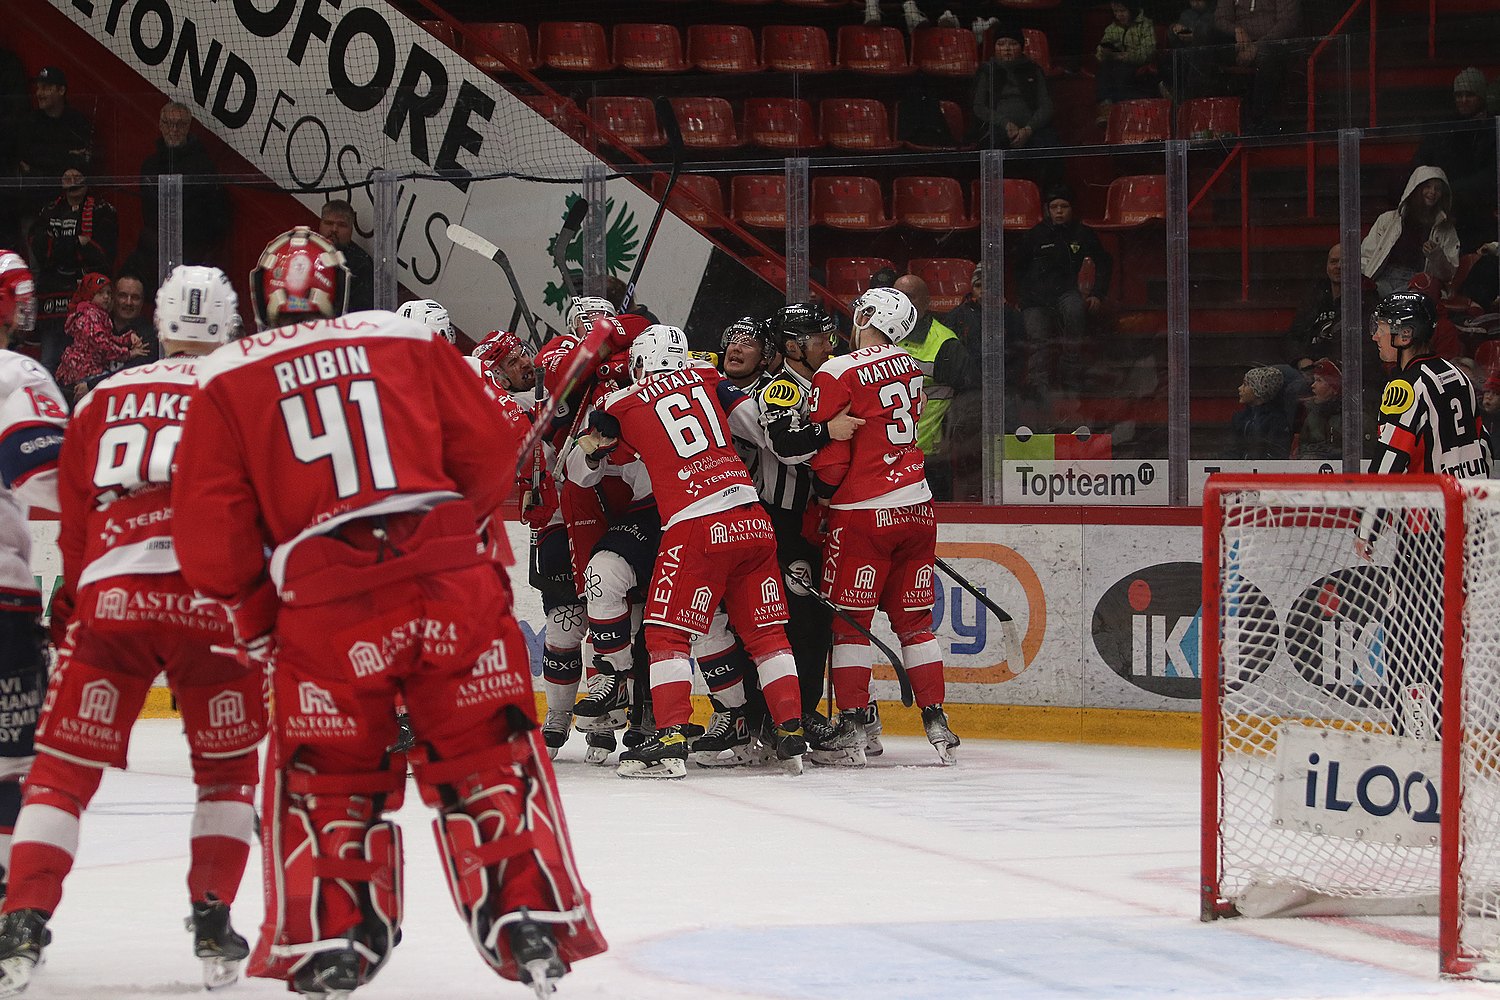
[971,25,1059,149]
[55,273,148,400]
[1413,66,1495,252]
[1292,358,1342,460]
[1232,365,1292,460]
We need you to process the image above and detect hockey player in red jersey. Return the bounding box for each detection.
[0,266,262,996]
[170,228,604,998]
[575,325,808,777]
[809,287,961,765]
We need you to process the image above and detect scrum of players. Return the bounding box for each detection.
[0,225,957,998]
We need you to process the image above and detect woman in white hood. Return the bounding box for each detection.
[1361,164,1459,298]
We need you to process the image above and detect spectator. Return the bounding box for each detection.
[1361,165,1458,299]
[1232,365,1292,459]
[938,265,1013,502]
[1163,0,1229,102]
[1482,370,1500,461]
[1095,3,1158,125]
[1292,357,1341,460]
[110,272,158,363]
[129,101,228,276]
[1412,68,1496,253]
[1014,185,1113,402]
[892,273,968,500]
[972,26,1059,150]
[605,274,660,326]
[1214,0,1301,133]
[28,162,118,371]
[0,47,27,248]
[317,199,373,312]
[17,67,94,217]
[55,272,147,399]
[1405,272,1465,360]
[869,265,898,290]
[1285,244,1374,368]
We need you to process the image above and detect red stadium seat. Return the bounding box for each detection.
[912,27,979,76]
[835,26,913,74]
[821,98,900,152]
[732,175,788,228]
[812,177,896,231]
[1177,96,1241,139]
[1475,338,1500,376]
[745,257,788,290]
[825,257,896,309]
[586,96,666,148]
[686,25,762,72]
[909,258,977,312]
[762,25,834,72]
[466,23,535,73]
[897,99,965,150]
[538,22,613,72]
[613,23,688,72]
[893,177,976,230]
[744,98,821,149]
[668,97,743,150]
[1022,29,1057,76]
[1105,98,1172,145]
[968,178,1045,230]
[1086,175,1167,229]
[657,174,724,228]
[521,94,589,143]
[417,20,459,50]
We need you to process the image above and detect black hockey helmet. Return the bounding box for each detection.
[720,315,776,359]
[772,302,837,351]
[1372,291,1437,345]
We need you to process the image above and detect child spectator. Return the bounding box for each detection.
[972,26,1059,149]
[1095,3,1158,124]
[1361,165,1459,299]
[55,273,146,398]
[1232,365,1292,460]
[1482,370,1500,462]
[1292,358,1341,460]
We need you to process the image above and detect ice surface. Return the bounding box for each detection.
[19,721,1500,999]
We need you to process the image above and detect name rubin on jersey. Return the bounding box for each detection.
[272,345,372,392]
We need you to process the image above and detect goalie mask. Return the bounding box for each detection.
[0,251,36,334]
[565,296,616,337]
[471,330,535,392]
[629,324,690,384]
[156,265,241,346]
[250,226,349,330]
[396,298,454,344]
[851,287,917,344]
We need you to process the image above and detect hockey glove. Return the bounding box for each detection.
[519,469,560,529]
[210,633,277,672]
[801,502,830,547]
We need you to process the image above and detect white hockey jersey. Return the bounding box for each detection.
[0,350,68,609]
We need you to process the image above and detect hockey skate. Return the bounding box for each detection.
[542,708,573,760]
[773,720,808,776]
[616,724,689,778]
[858,701,884,757]
[922,704,961,765]
[292,945,363,998]
[807,710,866,767]
[583,730,616,766]
[622,691,656,750]
[572,671,628,732]
[387,707,414,755]
[689,706,752,767]
[188,894,249,990]
[508,911,566,998]
[0,909,49,998]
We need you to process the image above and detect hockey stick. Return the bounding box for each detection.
[619,96,683,312]
[789,566,913,708]
[552,197,589,299]
[446,223,544,351]
[934,556,1024,670]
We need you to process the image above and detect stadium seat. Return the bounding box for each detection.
[587,96,665,148]
[821,98,900,152]
[1022,29,1058,76]
[416,20,459,51]
[1475,338,1500,375]
[825,257,896,308]
[538,22,613,72]
[812,177,896,231]
[968,178,1045,230]
[893,177,976,230]
[744,257,788,290]
[731,175,788,228]
[897,99,965,151]
[657,174,724,228]
[466,23,535,73]
[835,26,913,74]
[744,98,821,149]
[909,258,977,312]
[1086,175,1167,229]
[999,0,1062,8]
[686,25,762,72]
[521,94,589,143]
[912,27,979,76]
[668,97,742,150]
[762,25,834,72]
[1177,96,1241,139]
[1105,98,1171,145]
[613,24,688,72]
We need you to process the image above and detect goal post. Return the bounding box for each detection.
[1200,473,1500,979]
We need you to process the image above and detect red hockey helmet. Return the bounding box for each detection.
[0,251,36,333]
[471,330,534,391]
[249,226,349,329]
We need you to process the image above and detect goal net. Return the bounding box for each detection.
[1201,474,1500,979]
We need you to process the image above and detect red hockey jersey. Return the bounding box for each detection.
[809,343,933,509]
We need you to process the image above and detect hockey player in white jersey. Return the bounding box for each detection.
[396,298,455,344]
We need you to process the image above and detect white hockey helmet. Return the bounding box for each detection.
[629,324,690,383]
[155,265,241,346]
[396,298,454,343]
[851,287,917,343]
[565,295,616,336]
